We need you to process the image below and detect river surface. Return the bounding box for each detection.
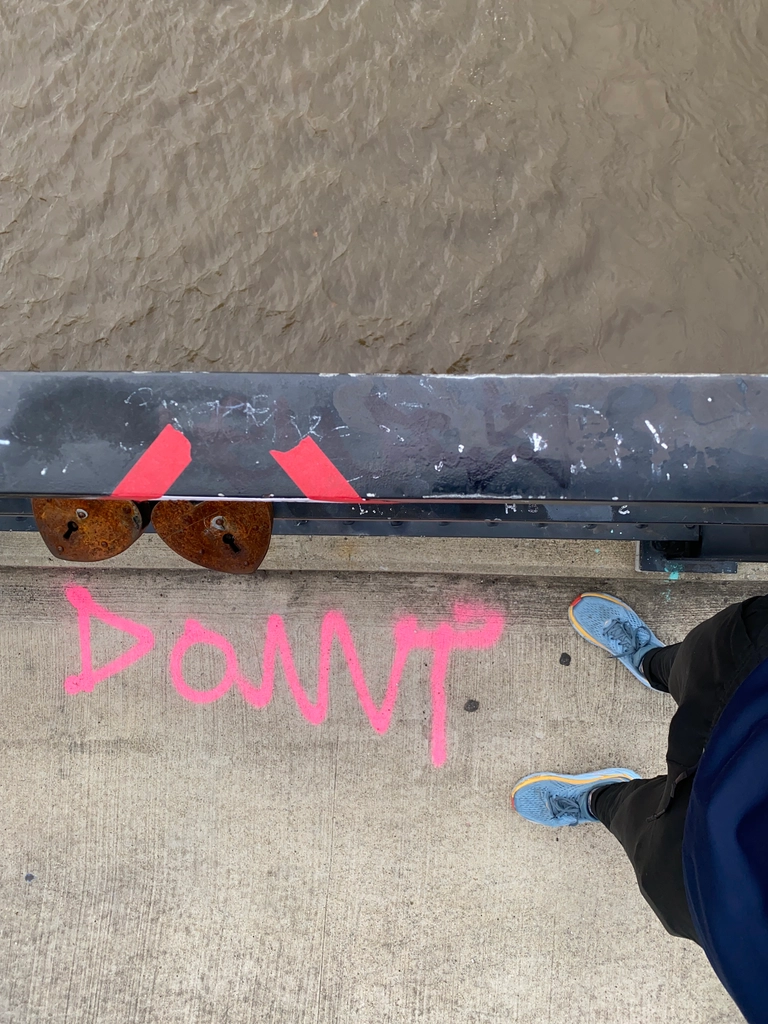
[2,0,768,374]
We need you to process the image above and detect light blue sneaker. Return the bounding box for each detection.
[512,768,642,826]
[568,592,665,687]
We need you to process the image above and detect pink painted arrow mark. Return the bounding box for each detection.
[270,436,361,501]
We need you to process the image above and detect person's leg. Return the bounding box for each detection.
[514,592,768,944]
[639,594,768,695]
[590,775,697,942]
[587,593,768,940]
[660,594,768,782]
[512,765,699,941]
[650,596,768,704]
[581,593,768,795]
[640,643,681,692]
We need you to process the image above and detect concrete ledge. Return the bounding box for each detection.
[2,531,768,581]
[0,564,743,1023]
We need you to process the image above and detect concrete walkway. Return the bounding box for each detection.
[0,538,748,1022]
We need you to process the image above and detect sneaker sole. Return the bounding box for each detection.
[568,592,653,687]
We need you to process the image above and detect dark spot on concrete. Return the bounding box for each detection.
[464,699,480,712]
[559,652,571,666]
[24,874,34,882]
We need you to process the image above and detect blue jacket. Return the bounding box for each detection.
[684,655,768,1023]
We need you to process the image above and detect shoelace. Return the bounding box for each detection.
[603,618,651,658]
[547,794,585,822]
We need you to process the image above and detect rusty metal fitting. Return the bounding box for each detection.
[151,500,273,574]
[32,498,150,561]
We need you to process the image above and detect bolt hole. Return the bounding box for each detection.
[75,508,88,520]
[63,521,79,540]
[222,533,241,553]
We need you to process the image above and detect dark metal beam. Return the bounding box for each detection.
[0,372,765,505]
[2,373,768,572]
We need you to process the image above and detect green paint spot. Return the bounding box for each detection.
[594,548,600,553]
[668,570,680,581]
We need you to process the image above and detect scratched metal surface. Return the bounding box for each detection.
[0,372,765,502]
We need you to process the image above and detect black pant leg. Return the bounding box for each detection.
[642,597,768,704]
[662,595,768,781]
[592,594,768,946]
[592,776,698,942]
[641,643,682,693]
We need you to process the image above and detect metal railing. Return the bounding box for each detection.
[1,372,766,573]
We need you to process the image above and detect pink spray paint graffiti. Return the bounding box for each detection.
[64,587,504,766]
[64,586,156,695]
[402,604,506,766]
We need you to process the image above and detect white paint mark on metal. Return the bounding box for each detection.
[574,404,603,415]
[529,432,547,452]
[645,420,662,444]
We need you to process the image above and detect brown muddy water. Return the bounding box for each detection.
[3,0,768,375]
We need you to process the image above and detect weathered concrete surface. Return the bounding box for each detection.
[0,564,750,1023]
[3,530,768,582]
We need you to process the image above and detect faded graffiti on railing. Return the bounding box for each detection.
[63,586,505,766]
